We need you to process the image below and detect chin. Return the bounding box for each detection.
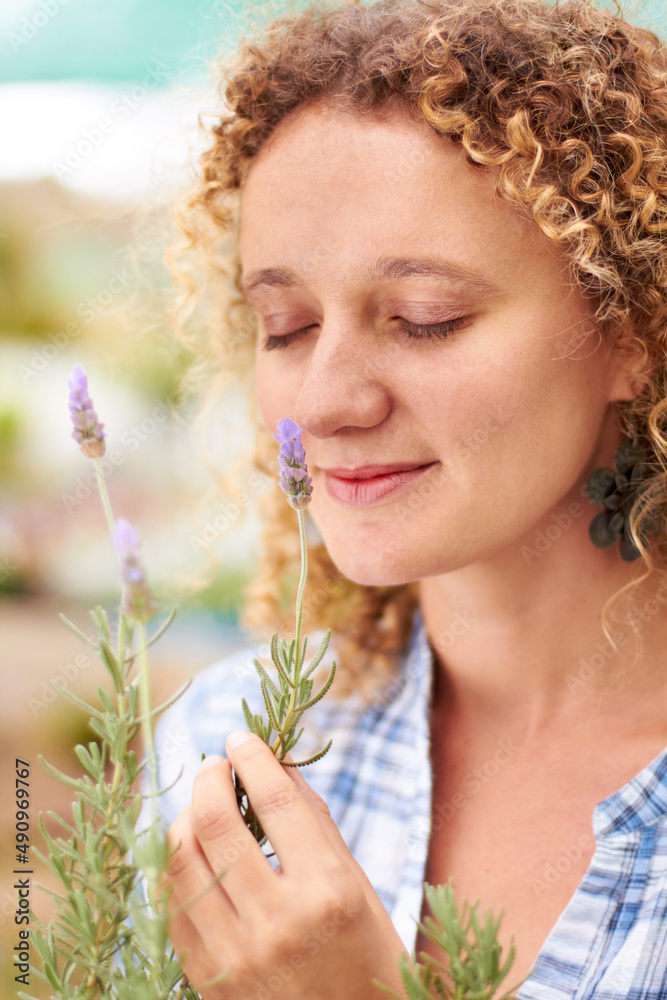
[323,541,422,589]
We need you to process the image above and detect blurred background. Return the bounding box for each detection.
[2,0,667,994]
[0,0,285,992]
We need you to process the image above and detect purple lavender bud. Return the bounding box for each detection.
[113,517,157,623]
[272,417,313,510]
[67,364,106,459]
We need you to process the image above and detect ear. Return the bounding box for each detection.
[606,320,650,403]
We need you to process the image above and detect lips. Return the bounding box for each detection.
[321,461,434,480]
[321,461,438,506]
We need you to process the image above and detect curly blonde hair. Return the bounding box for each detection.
[168,0,667,700]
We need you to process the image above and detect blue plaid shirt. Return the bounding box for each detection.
[152,607,667,999]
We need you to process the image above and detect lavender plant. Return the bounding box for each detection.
[376,881,519,1000]
[24,366,200,1000]
[232,417,336,846]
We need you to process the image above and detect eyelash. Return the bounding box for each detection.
[261,317,465,351]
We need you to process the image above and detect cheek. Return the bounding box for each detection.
[254,355,297,431]
[416,341,603,491]
[254,364,272,428]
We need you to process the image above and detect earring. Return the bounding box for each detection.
[586,435,659,562]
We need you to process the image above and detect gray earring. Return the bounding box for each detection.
[586,435,659,561]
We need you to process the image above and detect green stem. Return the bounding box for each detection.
[293,508,308,676]
[85,683,127,991]
[270,508,308,758]
[93,458,125,677]
[94,458,117,539]
[138,623,158,810]
[138,621,163,932]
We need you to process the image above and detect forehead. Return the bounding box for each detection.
[238,102,565,291]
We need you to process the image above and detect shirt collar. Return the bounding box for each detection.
[593,744,667,839]
[372,604,435,714]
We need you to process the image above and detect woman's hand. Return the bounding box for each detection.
[162,729,409,1000]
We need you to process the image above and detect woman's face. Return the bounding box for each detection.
[241,103,636,586]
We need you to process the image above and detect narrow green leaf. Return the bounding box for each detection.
[146,606,177,647]
[302,629,331,678]
[260,677,281,734]
[254,713,270,742]
[282,726,304,755]
[59,613,98,648]
[97,686,117,716]
[276,643,292,674]
[241,697,256,731]
[281,738,333,767]
[99,639,125,692]
[298,660,336,711]
[151,676,194,721]
[298,677,314,702]
[269,643,293,689]
[254,659,281,700]
[39,755,85,791]
[48,683,105,721]
[74,744,101,779]
[89,606,109,644]
[270,631,280,668]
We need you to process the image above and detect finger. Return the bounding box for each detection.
[191,754,281,919]
[164,805,239,937]
[164,892,205,972]
[281,753,350,856]
[225,730,341,880]
[166,900,233,1000]
[281,754,391,910]
[161,847,224,985]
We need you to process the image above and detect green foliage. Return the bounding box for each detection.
[0,405,23,477]
[375,880,520,1000]
[29,374,214,999]
[185,569,253,615]
[21,605,201,1000]
[232,507,337,847]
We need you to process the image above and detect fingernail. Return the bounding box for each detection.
[226,729,253,751]
[200,754,224,769]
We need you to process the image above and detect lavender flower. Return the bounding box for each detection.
[114,517,157,623]
[67,364,106,459]
[272,417,313,510]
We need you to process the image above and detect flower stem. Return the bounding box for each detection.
[269,509,308,759]
[94,458,117,539]
[138,623,158,811]
[293,509,308,676]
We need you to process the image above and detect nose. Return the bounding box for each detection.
[292,316,393,439]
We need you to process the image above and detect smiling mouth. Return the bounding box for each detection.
[322,462,438,505]
[320,461,436,479]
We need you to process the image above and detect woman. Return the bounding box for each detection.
[156,0,667,997]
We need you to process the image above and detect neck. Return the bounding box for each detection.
[418,499,667,742]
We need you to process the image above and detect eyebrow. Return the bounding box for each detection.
[241,254,499,297]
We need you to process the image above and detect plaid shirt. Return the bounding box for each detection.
[151,608,667,999]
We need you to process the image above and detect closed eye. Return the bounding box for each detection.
[261,326,318,351]
[397,317,465,340]
[260,316,466,351]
